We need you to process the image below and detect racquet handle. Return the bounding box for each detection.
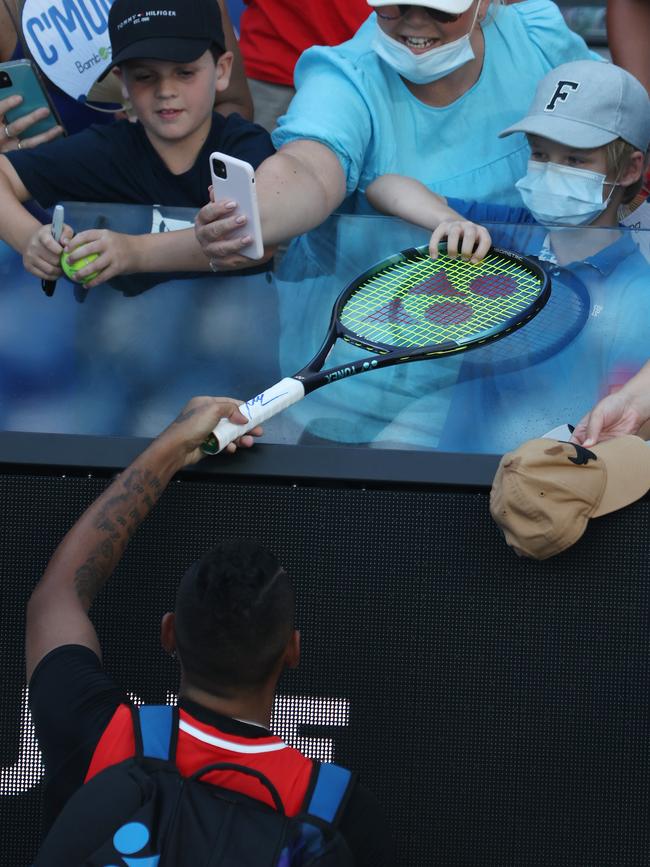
[202,377,306,454]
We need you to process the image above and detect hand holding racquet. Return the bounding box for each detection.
[202,244,550,454]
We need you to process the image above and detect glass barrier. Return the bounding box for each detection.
[1,202,649,456]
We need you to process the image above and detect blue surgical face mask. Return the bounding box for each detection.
[372,6,479,85]
[515,160,616,227]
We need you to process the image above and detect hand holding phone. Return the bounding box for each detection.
[0,60,64,145]
[0,96,62,151]
[209,152,264,260]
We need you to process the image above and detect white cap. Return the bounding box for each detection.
[368,0,475,16]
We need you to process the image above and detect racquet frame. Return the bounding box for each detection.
[202,244,550,453]
[297,244,549,393]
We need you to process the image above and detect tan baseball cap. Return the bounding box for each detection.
[490,436,650,559]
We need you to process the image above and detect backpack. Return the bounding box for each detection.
[33,704,356,867]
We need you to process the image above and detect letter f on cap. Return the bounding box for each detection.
[545,80,579,112]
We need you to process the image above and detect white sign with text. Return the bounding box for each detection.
[22,0,115,101]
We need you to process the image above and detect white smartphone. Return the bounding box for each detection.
[209,152,264,260]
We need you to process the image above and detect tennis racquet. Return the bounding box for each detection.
[202,244,551,454]
[457,267,589,378]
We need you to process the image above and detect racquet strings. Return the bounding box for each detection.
[339,249,544,350]
[459,275,589,375]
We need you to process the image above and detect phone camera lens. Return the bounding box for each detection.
[213,159,227,179]
[0,72,11,88]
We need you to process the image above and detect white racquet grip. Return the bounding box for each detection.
[206,377,305,453]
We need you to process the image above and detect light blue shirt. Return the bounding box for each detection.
[274,217,650,452]
[438,231,650,452]
[273,0,596,209]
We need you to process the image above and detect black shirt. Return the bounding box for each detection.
[6,112,274,209]
[29,645,395,866]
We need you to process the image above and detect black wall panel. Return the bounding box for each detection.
[0,470,648,866]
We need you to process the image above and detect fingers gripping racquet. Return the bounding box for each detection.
[203,244,550,454]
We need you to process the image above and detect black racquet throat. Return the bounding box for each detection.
[202,244,551,453]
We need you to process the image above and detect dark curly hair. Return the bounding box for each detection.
[174,540,295,697]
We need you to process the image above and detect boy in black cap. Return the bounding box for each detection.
[0,0,274,287]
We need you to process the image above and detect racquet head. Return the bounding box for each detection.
[200,244,551,455]
[457,268,589,378]
[334,244,550,359]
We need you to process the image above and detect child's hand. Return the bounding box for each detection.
[62,229,137,288]
[429,220,491,264]
[23,221,73,279]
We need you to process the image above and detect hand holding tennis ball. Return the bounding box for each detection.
[58,228,136,287]
[60,246,100,284]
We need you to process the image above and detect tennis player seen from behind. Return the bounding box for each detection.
[26,396,396,865]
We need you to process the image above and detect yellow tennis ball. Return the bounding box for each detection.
[60,248,100,284]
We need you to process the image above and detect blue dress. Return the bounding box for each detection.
[273,0,598,209]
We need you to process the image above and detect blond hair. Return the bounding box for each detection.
[606,139,647,204]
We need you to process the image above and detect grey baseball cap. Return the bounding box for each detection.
[499,60,650,153]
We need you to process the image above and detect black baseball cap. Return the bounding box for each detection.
[98,0,225,80]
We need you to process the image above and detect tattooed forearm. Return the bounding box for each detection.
[26,397,240,681]
[75,561,107,608]
[73,465,164,607]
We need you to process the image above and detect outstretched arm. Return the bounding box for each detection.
[571,361,650,446]
[59,221,278,286]
[366,174,491,263]
[194,141,347,269]
[60,142,341,282]
[25,397,261,681]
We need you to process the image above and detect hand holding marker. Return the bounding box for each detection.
[41,204,64,297]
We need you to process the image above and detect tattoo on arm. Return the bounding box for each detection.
[73,467,163,607]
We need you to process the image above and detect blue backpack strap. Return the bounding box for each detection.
[133,705,179,761]
[304,763,355,827]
